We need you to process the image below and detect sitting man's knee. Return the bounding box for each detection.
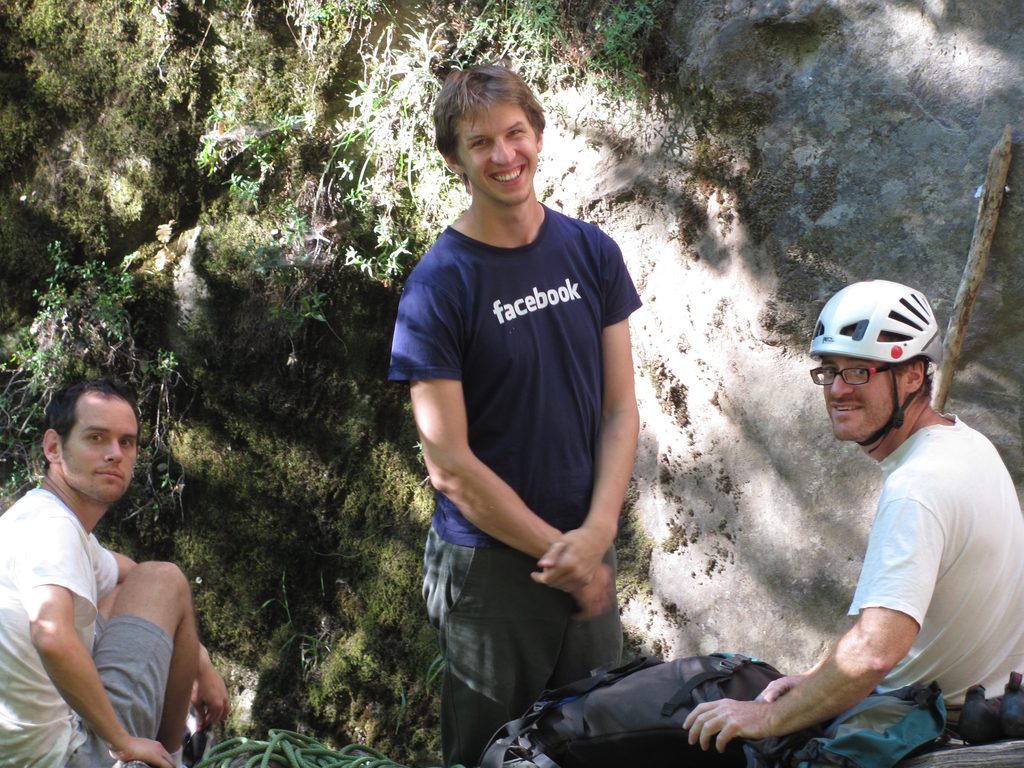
[131,560,183,581]
[115,561,193,618]
[136,561,190,595]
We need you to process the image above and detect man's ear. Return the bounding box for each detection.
[42,429,62,466]
[443,153,464,177]
[899,359,927,392]
[443,154,470,192]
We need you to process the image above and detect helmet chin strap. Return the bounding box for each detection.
[858,369,920,454]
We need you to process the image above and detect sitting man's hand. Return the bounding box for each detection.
[684,698,771,752]
[109,734,177,768]
[758,674,803,703]
[191,645,230,730]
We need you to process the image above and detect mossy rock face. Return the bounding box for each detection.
[1,1,210,256]
[0,196,56,340]
[1,1,444,760]
[147,233,440,757]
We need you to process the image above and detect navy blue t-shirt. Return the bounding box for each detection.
[389,206,641,547]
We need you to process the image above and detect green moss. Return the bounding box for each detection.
[0,0,209,255]
[151,255,438,758]
[616,482,653,604]
[0,197,55,335]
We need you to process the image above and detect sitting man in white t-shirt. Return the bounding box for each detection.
[0,378,229,767]
[684,279,1024,754]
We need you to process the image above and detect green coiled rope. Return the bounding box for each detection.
[192,729,464,768]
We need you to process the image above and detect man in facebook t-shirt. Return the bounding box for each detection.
[388,63,641,767]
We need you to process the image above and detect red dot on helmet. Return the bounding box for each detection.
[891,347,904,359]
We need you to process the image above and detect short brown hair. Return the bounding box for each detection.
[433,64,545,158]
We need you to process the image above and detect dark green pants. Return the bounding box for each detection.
[423,528,623,767]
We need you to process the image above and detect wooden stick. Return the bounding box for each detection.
[933,124,1014,412]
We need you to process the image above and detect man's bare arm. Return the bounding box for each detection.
[685,607,919,751]
[533,318,639,601]
[26,584,176,768]
[410,378,562,560]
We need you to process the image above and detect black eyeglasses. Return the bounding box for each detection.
[809,365,892,386]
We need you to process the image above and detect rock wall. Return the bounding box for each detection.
[539,0,1023,671]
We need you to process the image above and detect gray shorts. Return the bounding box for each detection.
[64,615,174,768]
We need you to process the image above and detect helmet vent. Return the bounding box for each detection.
[889,309,924,332]
[899,296,931,324]
[839,320,870,340]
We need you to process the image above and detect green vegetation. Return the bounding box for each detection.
[189,0,673,282]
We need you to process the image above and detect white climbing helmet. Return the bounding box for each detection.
[810,279,943,364]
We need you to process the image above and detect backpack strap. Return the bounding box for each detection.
[480,731,564,768]
[549,656,661,701]
[533,753,562,768]
[661,654,755,717]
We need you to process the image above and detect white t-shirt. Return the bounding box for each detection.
[0,488,118,766]
[850,418,1024,705]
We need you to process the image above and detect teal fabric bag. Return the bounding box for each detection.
[791,683,945,768]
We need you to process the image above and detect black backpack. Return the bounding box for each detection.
[479,653,787,768]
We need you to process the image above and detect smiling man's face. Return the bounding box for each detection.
[818,354,899,444]
[444,101,543,214]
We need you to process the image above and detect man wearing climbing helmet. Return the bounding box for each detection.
[684,279,1024,753]
[810,279,945,455]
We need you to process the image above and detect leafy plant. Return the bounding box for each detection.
[588,0,667,93]
[318,19,457,282]
[198,102,314,209]
[192,0,668,287]
[317,0,671,281]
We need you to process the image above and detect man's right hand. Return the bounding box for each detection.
[192,644,230,730]
[531,525,612,592]
[109,735,176,768]
[570,562,615,620]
